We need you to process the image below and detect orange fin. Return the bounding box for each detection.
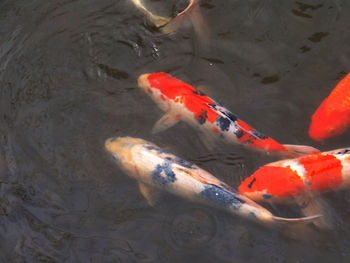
[283,144,320,157]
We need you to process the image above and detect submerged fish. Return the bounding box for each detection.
[239,147,350,203]
[129,0,207,37]
[138,72,319,157]
[309,73,350,141]
[105,137,320,225]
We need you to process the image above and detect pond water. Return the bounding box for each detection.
[1,0,350,262]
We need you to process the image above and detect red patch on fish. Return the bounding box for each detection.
[251,138,287,152]
[299,153,343,192]
[309,73,350,140]
[236,120,287,152]
[147,73,217,123]
[239,166,305,198]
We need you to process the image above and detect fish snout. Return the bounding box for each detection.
[137,73,151,92]
[105,137,117,148]
[105,137,133,156]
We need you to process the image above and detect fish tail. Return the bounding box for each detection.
[282,144,320,157]
[162,0,209,39]
[273,214,322,224]
[130,0,170,27]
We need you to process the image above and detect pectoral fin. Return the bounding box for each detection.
[138,182,161,207]
[152,112,181,134]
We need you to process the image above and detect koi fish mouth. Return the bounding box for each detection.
[105,137,146,159]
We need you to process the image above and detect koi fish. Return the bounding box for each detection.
[138,72,319,157]
[239,148,350,203]
[105,136,321,225]
[129,0,208,37]
[238,148,350,228]
[309,73,350,141]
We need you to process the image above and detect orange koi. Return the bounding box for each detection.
[138,72,318,157]
[309,73,350,140]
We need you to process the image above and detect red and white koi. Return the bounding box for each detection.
[105,136,321,225]
[238,148,350,203]
[138,72,319,157]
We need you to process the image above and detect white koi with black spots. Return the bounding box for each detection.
[105,137,321,225]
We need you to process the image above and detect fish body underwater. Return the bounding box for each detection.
[105,137,320,225]
[129,0,207,37]
[309,73,350,141]
[138,72,318,157]
[239,148,350,203]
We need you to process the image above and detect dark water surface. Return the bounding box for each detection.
[1,0,350,262]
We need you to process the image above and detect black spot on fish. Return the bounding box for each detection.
[234,129,244,139]
[199,185,245,209]
[144,145,167,155]
[174,157,196,169]
[197,109,208,125]
[249,212,257,219]
[192,90,206,96]
[248,178,256,189]
[262,194,272,200]
[224,111,238,122]
[208,103,217,110]
[337,149,350,155]
[151,161,176,186]
[251,130,268,140]
[216,115,230,131]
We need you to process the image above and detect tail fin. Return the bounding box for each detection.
[273,214,322,224]
[162,0,209,39]
[283,144,320,157]
[130,0,170,27]
[295,192,341,230]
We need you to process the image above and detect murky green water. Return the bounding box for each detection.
[1,0,350,262]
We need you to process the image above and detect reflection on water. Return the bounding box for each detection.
[1,0,350,262]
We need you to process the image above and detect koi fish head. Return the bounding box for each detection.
[138,73,176,111]
[105,137,149,174]
[309,98,349,141]
[138,72,207,110]
[238,165,306,203]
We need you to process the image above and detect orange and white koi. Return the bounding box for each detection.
[138,72,319,157]
[238,148,350,203]
[309,73,350,141]
[105,136,321,225]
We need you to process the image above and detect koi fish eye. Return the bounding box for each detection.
[112,153,119,161]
